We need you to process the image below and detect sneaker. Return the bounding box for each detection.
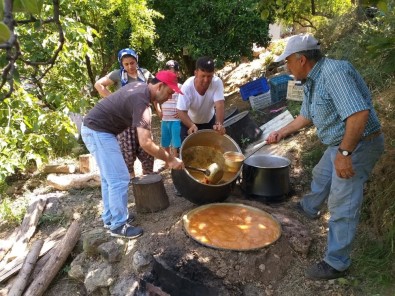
[305,261,346,280]
[294,202,320,220]
[103,213,135,229]
[110,224,143,239]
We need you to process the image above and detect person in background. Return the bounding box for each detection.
[82,70,184,239]
[94,48,157,178]
[267,34,384,280]
[160,60,182,158]
[176,56,226,141]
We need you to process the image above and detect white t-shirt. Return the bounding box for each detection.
[177,76,224,124]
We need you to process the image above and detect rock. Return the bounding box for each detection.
[83,228,110,256]
[133,250,152,271]
[69,252,93,281]
[109,275,139,296]
[98,240,125,263]
[84,262,114,294]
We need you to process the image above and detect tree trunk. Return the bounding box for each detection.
[8,239,43,296]
[43,164,76,174]
[132,174,169,213]
[23,221,80,296]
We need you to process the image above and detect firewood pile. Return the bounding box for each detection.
[0,197,81,296]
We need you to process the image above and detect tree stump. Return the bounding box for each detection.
[132,174,169,213]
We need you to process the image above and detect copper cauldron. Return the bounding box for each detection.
[171,130,242,204]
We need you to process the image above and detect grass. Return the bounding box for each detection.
[0,197,28,226]
[352,232,395,295]
[39,213,66,227]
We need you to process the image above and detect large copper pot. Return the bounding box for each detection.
[171,130,242,204]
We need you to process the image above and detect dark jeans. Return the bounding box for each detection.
[180,115,216,142]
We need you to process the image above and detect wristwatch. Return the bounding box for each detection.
[338,147,352,156]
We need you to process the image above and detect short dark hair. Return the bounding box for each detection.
[296,49,323,62]
[196,56,215,72]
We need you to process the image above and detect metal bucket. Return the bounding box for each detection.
[241,154,290,198]
[171,130,242,205]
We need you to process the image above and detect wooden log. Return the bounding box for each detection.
[132,174,169,213]
[2,197,46,264]
[46,172,100,191]
[23,221,81,296]
[79,154,98,173]
[43,164,76,174]
[8,239,44,296]
[0,228,66,284]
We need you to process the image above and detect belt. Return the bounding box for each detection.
[362,130,382,141]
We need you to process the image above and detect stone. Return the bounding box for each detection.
[132,250,152,271]
[82,228,110,256]
[98,240,125,263]
[84,262,114,294]
[109,275,139,296]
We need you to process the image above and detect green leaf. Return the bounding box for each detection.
[20,0,43,14]
[13,0,26,12]
[376,0,388,12]
[0,21,11,43]
[261,9,269,20]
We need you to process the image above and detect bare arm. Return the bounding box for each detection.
[153,101,163,119]
[266,115,312,144]
[335,110,369,179]
[213,100,226,135]
[94,76,114,97]
[137,127,184,169]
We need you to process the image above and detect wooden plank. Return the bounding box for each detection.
[0,197,47,269]
[0,228,66,284]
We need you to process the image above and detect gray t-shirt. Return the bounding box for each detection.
[108,68,153,90]
[84,81,152,135]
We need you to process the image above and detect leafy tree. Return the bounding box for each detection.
[0,0,160,182]
[257,0,353,31]
[151,0,272,75]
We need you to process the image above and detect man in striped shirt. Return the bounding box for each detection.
[267,34,384,280]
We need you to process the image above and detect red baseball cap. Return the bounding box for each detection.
[155,70,183,94]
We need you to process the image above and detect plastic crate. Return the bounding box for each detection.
[286,80,304,101]
[249,91,272,110]
[269,74,293,103]
[239,77,270,101]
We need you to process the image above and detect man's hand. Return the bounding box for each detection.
[213,123,226,135]
[167,157,184,170]
[266,131,284,144]
[334,153,355,179]
[187,124,198,135]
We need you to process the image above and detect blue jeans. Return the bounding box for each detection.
[300,134,384,271]
[81,124,130,230]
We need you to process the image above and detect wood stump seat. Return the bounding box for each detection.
[131,174,169,213]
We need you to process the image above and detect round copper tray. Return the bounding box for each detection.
[182,203,281,251]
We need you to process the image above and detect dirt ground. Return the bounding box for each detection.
[1,76,377,295]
